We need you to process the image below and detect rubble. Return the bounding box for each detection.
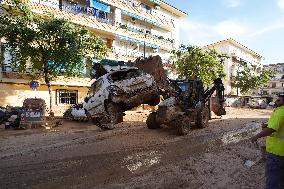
[0,98,66,130]
[127,56,170,91]
[63,104,88,122]
[1,106,23,129]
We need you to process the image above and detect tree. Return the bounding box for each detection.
[233,61,275,95]
[0,0,108,114]
[171,45,228,86]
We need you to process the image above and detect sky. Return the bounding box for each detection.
[166,0,284,64]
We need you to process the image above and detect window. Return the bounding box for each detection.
[272,83,276,88]
[109,69,142,82]
[91,79,103,95]
[57,90,78,105]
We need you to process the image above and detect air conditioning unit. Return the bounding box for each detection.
[154,5,160,10]
[146,30,151,34]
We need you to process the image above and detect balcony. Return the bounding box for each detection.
[1,65,93,86]
[99,0,175,31]
[1,65,33,80]
[108,51,138,62]
[1,0,174,52]
[60,0,115,25]
[29,2,174,50]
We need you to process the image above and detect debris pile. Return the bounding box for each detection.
[21,98,47,129]
[0,98,63,130]
[128,56,169,90]
[63,104,88,122]
[0,106,23,129]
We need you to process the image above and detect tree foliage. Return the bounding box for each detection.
[171,45,228,86]
[0,0,108,113]
[233,62,275,95]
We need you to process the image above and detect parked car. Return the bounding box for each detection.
[247,98,268,109]
[63,103,88,121]
[3,106,23,129]
[84,67,159,129]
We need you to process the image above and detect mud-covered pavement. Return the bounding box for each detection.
[0,108,272,189]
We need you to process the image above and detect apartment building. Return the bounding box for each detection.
[205,38,263,96]
[0,0,187,115]
[261,63,284,96]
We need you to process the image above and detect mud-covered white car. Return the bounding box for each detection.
[84,67,160,129]
[248,98,268,109]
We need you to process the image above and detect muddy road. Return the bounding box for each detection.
[0,108,271,189]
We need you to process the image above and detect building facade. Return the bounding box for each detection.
[261,63,284,96]
[0,0,186,115]
[205,38,263,96]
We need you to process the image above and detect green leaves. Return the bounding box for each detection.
[233,62,275,95]
[0,0,108,80]
[171,45,227,86]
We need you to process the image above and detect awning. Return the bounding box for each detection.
[149,0,161,6]
[116,35,160,49]
[121,10,161,27]
[90,0,110,13]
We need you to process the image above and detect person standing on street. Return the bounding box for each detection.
[251,94,284,189]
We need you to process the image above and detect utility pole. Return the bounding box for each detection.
[143,34,147,110]
[143,34,147,59]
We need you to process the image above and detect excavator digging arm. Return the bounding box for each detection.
[204,78,226,116]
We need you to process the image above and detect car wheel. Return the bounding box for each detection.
[146,112,160,129]
[106,102,123,124]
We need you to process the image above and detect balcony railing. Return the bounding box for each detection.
[31,2,174,50]
[99,0,175,31]
[108,51,140,62]
[1,0,174,52]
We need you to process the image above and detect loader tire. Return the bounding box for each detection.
[176,115,191,136]
[146,112,160,129]
[196,107,210,128]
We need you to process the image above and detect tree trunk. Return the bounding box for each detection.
[46,80,54,117]
[44,60,54,117]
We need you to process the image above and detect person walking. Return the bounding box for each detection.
[251,94,284,189]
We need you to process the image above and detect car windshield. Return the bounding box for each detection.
[176,81,190,92]
[109,69,142,82]
[91,79,103,95]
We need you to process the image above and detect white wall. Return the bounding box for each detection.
[207,42,262,96]
[31,0,59,9]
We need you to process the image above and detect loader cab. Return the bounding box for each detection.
[175,80,190,92]
[171,79,205,109]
